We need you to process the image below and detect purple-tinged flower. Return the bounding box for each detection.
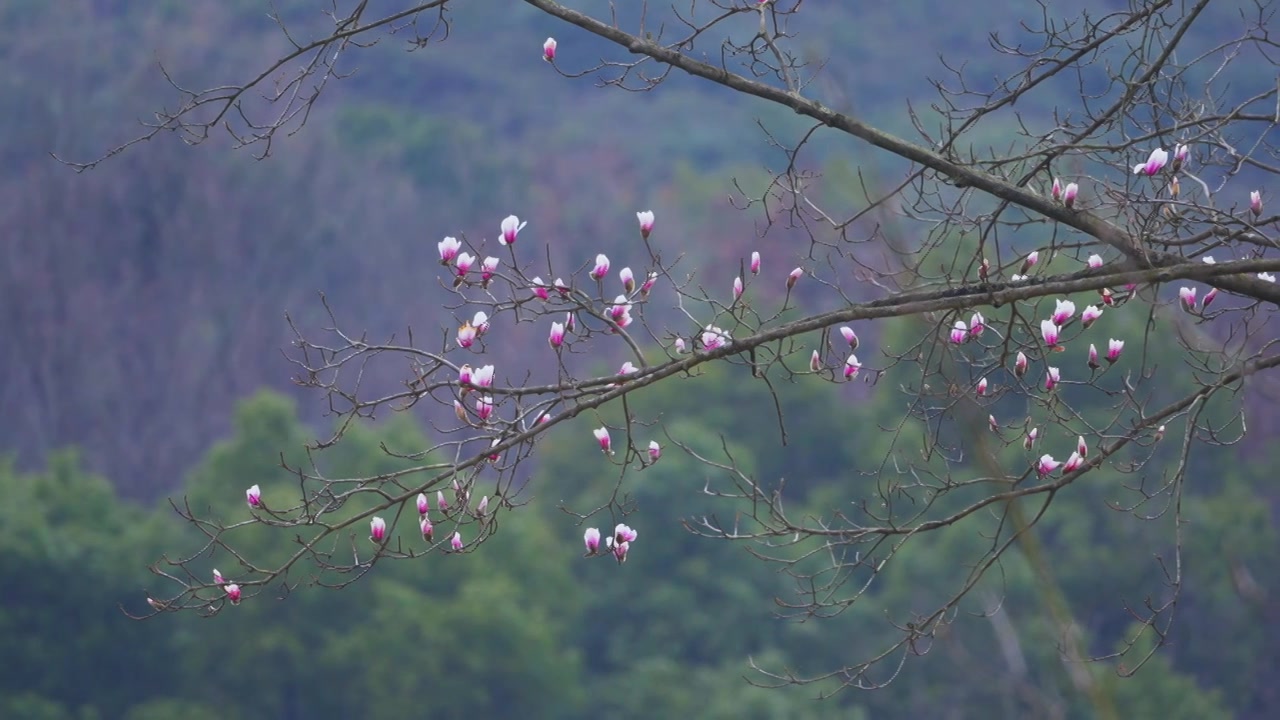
[438,236,461,264]
[950,320,968,345]
[1173,143,1189,170]
[481,256,499,284]
[1041,319,1060,348]
[225,584,242,605]
[530,276,550,301]
[1015,351,1029,378]
[1087,254,1103,269]
[1106,338,1124,363]
[590,254,610,281]
[417,493,430,516]
[1203,287,1218,308]
[637,210,655,239]
[1024,427,1039,450]
[1062,452,1083,474]
[674,337,687,353]
[840,326,859,350]
[565,311,575,333]
[584,527,601,555]
[614,523,638,544]
[457,322,477,349]
[620,267,635,294]
[543,37,557,61]
[1077,436,1088,458]
[1132,148,1168,176]
[1179,286,1197,313]
[1051,177,1062,202]
[499,215,526,246]
[1037,454,1060,477]
[640,272,657,297]
[246,484,261,508]
[989,414,999,432]
[750,252,761,275]
[554,278,570,297]
[1088,343,1099,370]
[420,517,434,542]
[787,267,802,290]
[1081,305,1102,329]
[844,354,861,380]
[1052,299,1076,326]
[213,569,225,586]
[593,427,612,454]
[809,350,822,373]
[476,495,489,516]
[450,532,463,551]
[609,296,633,329]
[970,312,985,338]
[437,490,449,512]
[612,540,630,564]
[370,516,387,543]
[733,276,744,301]
[1063,183,1078,208]
[1044,366,1061,392]
[1021,251,1039,274]
[475,395,494,422]
[472,365,495,388]
[701,325,731,351]
[549,321,565,349]
[977,377,988,396]
[1250,190,1263,217]
[648,441,661,463]
[618,361,638,376]
[472,311,489,335]
[455,252,475,277]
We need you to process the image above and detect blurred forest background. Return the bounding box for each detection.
[1,1,1277,718]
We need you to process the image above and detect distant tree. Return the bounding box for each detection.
[97,1,1280,715]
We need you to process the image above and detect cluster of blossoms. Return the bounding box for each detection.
[583,523,638,564]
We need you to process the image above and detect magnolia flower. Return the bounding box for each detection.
[989,414,999,432]
[438,236,461,264]
[637,210,655,239]
[481,256,499,284]
[554,278,570,297]
[457,322,477,348]
[1081,305,1102,329]
[499,215,526,245]
[370,516,387,543]
[590,254,610,281]
[476,495,489,516]
[639,272,658,297]
[733,276,744,301]
[750,251,761,275]
[787,267,803,290]
[450,532,463,551]
[1052,299,1076,326]
[543,37,557,61]
[584,527,601,555]
[1203,287,1218,308]
[1021,251,1039,274]
[455,252,475,277]
[475,395,494,422]
[1014,351,1028,378]
[648,441,661,463]
[950,320,968,345]
[844,354,861,380]
[809,350,822,373]
[1132,147,1168,176]
[472,311,489,335]
[614,523,638,544]
[1173,143,1189,170]
[620,267,635,294]
[1062,452,1083,473]
[970,312,985,338]
[1051,177,1062,201]
[472,365,495,388]
[437,490,449,512]
[1088,343,1099,369]
[420,517,434,542]
[1024,427,1039,450]
[213,569,225,586]
[564,311,576,332]
[530,276,549,301]
[701,325,731,351]
[225,584,242,605]
[1179,286,1197,313]
[610,296,634,328]
[612,540,630,564]
[977,377,988,396]
[618,361,638,376]
[674,337,687,353]
[1037,454,1060,477]
[549,321,565,348]
[1100,287,1115,306]
[1087,254,1103,269]
[417,493,430,516]
[1063,182,1079,208]
[1044,366,1061,392]
[1040,319,1060,348]
[840,326,859,350]
[1106,338,1124,363]
[1250,190,1262,217]
[593,427,612,454]
[979,257,990,280]
[453,399,467,424]
[245,484,261,508]
[538,413,551,424]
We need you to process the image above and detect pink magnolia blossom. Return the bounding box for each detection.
[453,399,467,424]
[1063,183,1078,208]
[225,584,242,605]
[1100,287,1115,306]
[438,236,461,264]
[370,516,387,543]
[543,37,557,61]
[472,364,495,388]
[499,215,526,245]
[417,493,430,516]
[612,540,630,564]
[1021,251,1039,274]
[1015,351,1028,378]
[458,364,473,386]
[245,484,261,508]
[530,276,550,301]
[950,320,968,345]
[591,254,610,281]
[989,414,999,432]
[1040,319,1060,348]
[1173,143,1189,170]
[750,251,761,275]
[1078,436,1088,457]
[1051,299,1076,326]
[610,296,634,328]
[620,267,635,294]
[584,527,601,555]
[639,272,657,297]
[1088,343,1099,370]
[787,267,803,290]
[475,395,494,422]
[593,427,612,454]
[970,312,985,338]
[213,569,225,586]
[1106,338,1124,363]
[1132,147,1168,176]
[472,311,489,335]
[1250,190,1263,217]
[457,322,477,349]
[450,532,463,551]
[979,257,990,280]
[1024,427,1039,450]
[618,361,638,376]
[1036,454,1060,477]
[1081,305,1102,329]
[1044,366,1061,392]
[809,350,822,373]
[648,441,661,463]
[565,311,576,332]
[1202,287,1218,308]
[733,276,744,301]
[1087,254,1103,269]
[674,337,687,353]
[420,517,434,542]
[1062,452,1083,474]
[481,256,499,284]
[1179,286,1197,313]
[437,490,449,512]
[636,210,655,239]
[844,354,861,380]
[701,325,731,351]
[476,495,489,516]
[455,252,475,277]
[554,277,570,296]
[977,377,988,396]
[840,326,859,350]
[1051,177,1062,201]
[549,321,565,349]
[538,413,551,424]
[614,523,638,544]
